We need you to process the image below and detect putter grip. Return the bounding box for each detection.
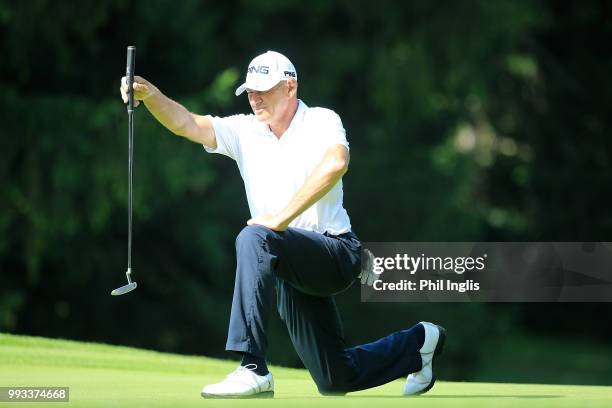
[126,46,136,111]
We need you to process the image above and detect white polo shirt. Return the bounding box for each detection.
[204,100,352,235]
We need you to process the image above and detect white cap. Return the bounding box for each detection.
[235,51,297,96]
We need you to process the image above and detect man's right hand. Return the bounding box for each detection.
[119,75,158,108]
[117,74,216,148]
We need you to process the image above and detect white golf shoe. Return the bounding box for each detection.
[201,364,274,399]
[403,322,446,396]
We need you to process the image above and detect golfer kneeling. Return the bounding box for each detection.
[120,50,446,398]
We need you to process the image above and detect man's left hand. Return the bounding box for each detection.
[247,214,290,232]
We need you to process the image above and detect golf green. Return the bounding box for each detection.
[1,333,610,407]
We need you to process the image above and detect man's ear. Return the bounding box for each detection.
[287,78,298,96]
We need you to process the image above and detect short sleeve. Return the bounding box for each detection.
[312,108,349,151]
[204,114,246,161]
[326,111,349,151]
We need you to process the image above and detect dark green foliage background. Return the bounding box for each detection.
[1,0,611,384]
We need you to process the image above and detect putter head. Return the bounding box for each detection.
[111,267,137,296]
[111,281,137,296]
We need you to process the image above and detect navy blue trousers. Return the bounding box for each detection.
[226,225,424,395]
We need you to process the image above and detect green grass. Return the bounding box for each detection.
[1,333,611,407]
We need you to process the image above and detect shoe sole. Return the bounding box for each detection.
[201,391,274,399]
[415,324,446,395]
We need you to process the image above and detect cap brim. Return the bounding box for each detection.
[234,78,282,96]
[235,83,248,96]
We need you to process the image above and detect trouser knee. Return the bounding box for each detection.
[316,381,348,396]
[235,225,275,253]
[314,373,353,396]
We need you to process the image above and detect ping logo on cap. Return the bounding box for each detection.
[248,65,270,74]
[235,51,297,96]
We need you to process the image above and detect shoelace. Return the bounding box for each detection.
[225,364,266,392]
[226,364,258,379]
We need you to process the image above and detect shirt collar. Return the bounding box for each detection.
[283,99,307,138]
[260,99,307,140]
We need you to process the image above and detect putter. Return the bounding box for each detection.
[112,46,138,296]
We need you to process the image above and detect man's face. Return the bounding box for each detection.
[246,80,292,123]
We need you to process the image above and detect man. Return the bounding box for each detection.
[120,50,446,398]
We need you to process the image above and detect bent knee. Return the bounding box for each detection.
[317,386,347,396]
[316,380,349,396]
[235,225,276,248]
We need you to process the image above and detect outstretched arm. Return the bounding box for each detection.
[120,76,217,149]
[247,144,349,231]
